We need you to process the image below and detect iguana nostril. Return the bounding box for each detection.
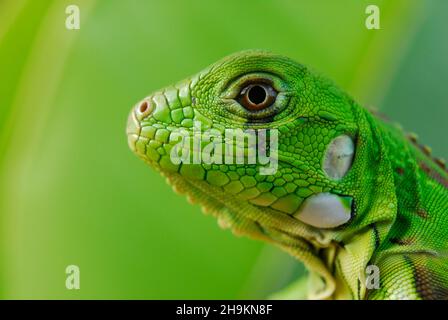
[139,101,149,113]
[136,100,154,117]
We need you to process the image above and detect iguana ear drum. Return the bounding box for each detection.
[323,134,355,180]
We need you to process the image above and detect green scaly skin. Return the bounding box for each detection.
[126,50,448,300]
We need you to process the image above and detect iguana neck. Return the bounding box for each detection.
[373,118,448,259]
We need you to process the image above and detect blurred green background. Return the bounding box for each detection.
[0,0,446,299]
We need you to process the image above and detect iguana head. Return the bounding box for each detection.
[126,50,396,299]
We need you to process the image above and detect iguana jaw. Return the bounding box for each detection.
[128,110,340,298]
[127,109,344,247]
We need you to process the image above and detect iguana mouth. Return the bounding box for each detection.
[126,109,141,153]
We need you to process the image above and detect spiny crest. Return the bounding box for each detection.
[406,132,447,173]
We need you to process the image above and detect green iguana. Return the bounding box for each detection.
[126,50,448,300]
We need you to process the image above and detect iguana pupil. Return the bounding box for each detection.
[248,85,266,104]
[239,83,277,111]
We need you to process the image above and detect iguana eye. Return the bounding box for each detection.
[238,83,277,111]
